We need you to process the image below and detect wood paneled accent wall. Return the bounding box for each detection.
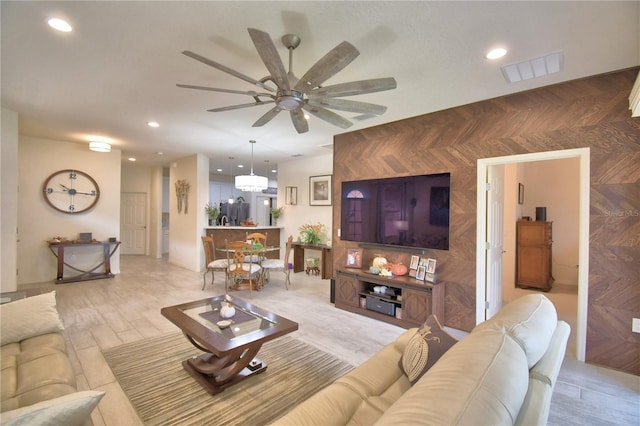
[332,68,639,375]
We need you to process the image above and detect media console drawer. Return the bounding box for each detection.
[366,296,395,316]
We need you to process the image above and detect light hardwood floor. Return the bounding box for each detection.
[18,255,639,425]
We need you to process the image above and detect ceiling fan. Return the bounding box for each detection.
[177,28,397,134]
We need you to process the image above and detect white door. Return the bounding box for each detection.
[121,192,147,255]
[486,165,505,319]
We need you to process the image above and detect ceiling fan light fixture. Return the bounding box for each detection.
[235,140,268,192]
[276,90,304,110]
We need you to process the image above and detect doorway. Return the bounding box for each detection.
[476,148,590,361]
[121,192,147,255]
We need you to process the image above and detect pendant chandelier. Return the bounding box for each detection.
[235,140,268,192]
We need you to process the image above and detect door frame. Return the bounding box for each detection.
[476,148,590,361]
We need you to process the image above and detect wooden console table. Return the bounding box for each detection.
[292,243,333,279]
[48,241,120,284]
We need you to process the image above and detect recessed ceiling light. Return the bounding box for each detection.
[485,48,507,60]
[47,18,72,32]
[128,157,136,162]
[156,151,164,155]
[216,168,223,172]
[271,169,277,173]
[147,121,159,128]
[237,165,244,168]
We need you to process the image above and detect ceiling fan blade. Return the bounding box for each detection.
[247,28,290,91]
[294,41,360,93]
[207,100,274,112]
[252,106,282,127]
[308,77,397,98]
[307,98,387,115]
[290,109,309,133]
[182,50,275,92]
[176,84,274,99]
[303,105,353,129]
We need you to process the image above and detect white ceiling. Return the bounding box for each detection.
[2,1,639,176]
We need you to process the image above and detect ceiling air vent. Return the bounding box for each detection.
[501,52,564,84]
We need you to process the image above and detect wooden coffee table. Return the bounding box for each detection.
[161,294,298,395]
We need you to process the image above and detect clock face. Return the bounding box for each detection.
[43,169,100,214]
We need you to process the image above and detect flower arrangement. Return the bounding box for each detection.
[299,222,325,245]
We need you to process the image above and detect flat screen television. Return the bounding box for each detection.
[340,173,450,250]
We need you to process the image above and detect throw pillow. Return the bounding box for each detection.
[0,291,64,346]
[399,314,457,384]
[0,390,105,426]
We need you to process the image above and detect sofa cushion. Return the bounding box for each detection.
[1,333,76,413]
[0,292,64,346]
[398,315,457,384]
[376,328,530,425]
[272,329,414,426]
[473,294,557,368]
[0,390,105,426]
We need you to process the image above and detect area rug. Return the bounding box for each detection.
[103,332,353,426]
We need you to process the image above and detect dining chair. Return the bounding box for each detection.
[201,236,229,290]
[260,235,294,290]
[245,232,267,263]
[225,240,262,298]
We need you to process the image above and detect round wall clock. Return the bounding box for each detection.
[42,169,100,214]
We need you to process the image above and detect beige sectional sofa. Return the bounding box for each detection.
[0,292,104,425]
[273,293,570,425]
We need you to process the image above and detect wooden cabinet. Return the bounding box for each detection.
[334,270,444,328]
[516,221,553,291]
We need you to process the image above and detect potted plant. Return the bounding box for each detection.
[204,203,220,226]
[270,206,283,226]
[299,222,325,245]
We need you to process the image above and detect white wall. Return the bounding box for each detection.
[17,137,121,284]
[1,109,19,291]
[168,154,208,271]
[523,157,580,285]
[275,153,334,248]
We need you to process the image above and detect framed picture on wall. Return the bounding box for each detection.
[286,186,297,205]
[310,175,332,206]
[518,183,525,205]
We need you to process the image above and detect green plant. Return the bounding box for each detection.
[299,222,325,245]
[204,203,219,220]
[270,207,283,219]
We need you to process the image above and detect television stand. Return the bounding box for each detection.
[334,269,444,328]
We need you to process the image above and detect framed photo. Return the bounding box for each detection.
[286,186,297,205]
[418,258,428,267]
[426,258,437,274]
[409,255,419,270]
[409,269,417,278]
[425,272,436,283]
[310,175,332,206]
[345,248,363,268]
[416,265,426,280]
[518,183,525,205]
